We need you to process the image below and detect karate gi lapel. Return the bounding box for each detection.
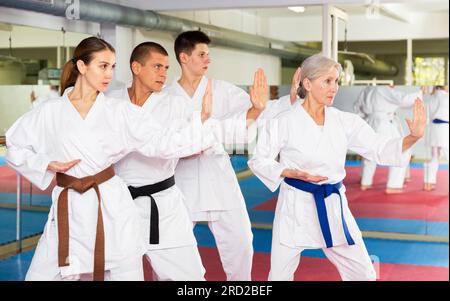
[60,90,115,170]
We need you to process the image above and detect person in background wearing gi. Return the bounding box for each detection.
[166,30,277,281]
[107,42,209,280]
[353,85,375,121]
[6,37,216,281]
[30,85,60,109]
[354,85,422,193]
[353,85,376,180]
[248,54,426,281]
[422,85,449,191]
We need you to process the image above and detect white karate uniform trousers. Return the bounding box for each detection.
[133,192,206,281]
[193,206,254,281]
[268,212,376,281]
[145,246,205,281]
[361,158,408,189]
[25,224,144,281]
[423,147,448,184]
[361,116,409,189]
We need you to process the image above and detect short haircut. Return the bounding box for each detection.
[129,42,168,69]
[174,30,211,64]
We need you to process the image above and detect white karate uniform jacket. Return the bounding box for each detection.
[248,104,410,248]
[166,76,251,220]
[354,86,421,140]
[6,87,216,277]
[426,90,449,149]
[107,88,199,250]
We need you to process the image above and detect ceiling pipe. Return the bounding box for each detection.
[0,0,398,76]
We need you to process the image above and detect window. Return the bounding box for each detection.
[413,57,446,86]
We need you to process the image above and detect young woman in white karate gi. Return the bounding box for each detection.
[248,54,426,281]
[6,37,215,281]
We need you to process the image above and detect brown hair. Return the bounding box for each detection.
[60,36,115,95]
[174,30,211,65]
[130,42,168,71]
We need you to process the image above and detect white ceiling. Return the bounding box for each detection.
[253,1,449,18]
[101,0,449,29]
[0,0,446,43]
[102,0,449,14]
[100,0,448,41]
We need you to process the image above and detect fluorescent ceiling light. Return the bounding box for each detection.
[288,6,306,13]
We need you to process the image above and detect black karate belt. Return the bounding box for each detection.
[128,176,175,244]
[433,118,449,124]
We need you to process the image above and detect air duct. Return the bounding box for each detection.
[0,0,398,76]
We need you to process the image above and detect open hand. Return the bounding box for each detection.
[47,159,81,173]
[290,67,301,104]
[406,98,426,139]
[282,168,328,183]
[201,79,213,123]
[249,68,268,111]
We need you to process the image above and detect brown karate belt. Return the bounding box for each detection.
[56,165,115,281]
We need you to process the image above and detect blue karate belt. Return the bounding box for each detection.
[284,177,355,248]
[432,118,449,124]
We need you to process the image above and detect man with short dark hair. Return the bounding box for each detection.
[167,30,273,281]
[107,41,209,280]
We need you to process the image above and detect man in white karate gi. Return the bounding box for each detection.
[166,30,275,281]
[107,42,210,280]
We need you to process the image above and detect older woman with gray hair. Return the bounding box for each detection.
[248,54,426,281]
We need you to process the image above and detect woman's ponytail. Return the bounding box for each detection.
[59,36,115,96]
[59,59,78,96]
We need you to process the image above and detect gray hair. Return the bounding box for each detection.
[297,54,342,99]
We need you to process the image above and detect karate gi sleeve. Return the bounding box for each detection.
[248,117,288,192]
[385,88,422,108]
[344,112,411,167]
[244,95,295,147]
[5,107,55,190]
[258,95,295,121]
[211,81,252,146]
[120,102,221,159]
[216,83,294,146]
